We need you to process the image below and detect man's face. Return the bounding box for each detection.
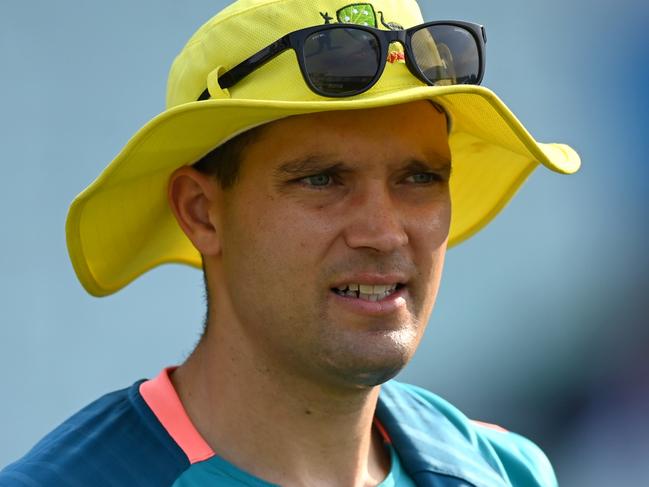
[212,100,451,389]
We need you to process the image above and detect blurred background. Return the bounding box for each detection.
[1,0,647,484]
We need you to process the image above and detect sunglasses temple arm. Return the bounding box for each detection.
[218,35,292,90]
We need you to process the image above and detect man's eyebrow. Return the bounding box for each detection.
[403,158,453,180]
[273,154,452,179]
[273,155,351,177]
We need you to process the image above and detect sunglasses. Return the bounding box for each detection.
[198,21,486,100]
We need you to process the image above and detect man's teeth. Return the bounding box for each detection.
[334,284,399,301]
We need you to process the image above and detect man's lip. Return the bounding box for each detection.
[329,273,409,289]
[329,285,409,316]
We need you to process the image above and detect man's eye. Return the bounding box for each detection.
[405,172,440,184]
[300,173,332,187]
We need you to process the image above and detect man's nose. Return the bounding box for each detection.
[342,182,409,253]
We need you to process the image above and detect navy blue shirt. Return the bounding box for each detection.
[0,369,557,486]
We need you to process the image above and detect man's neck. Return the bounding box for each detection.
[171,333,391,487]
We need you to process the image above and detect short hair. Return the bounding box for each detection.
[192,125,266,188]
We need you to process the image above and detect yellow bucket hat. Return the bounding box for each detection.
[66,0,581,297]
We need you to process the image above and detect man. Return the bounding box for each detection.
[0,0,580,486]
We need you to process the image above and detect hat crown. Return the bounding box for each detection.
[166,0,425,107]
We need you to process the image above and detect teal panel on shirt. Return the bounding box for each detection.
[172,443,416,486]
[172,453,274,487]
[378,445,417,487]
[377,381,558,486]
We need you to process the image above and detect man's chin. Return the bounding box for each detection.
[321,335,416,389]
[302,321,422,390]
[348,363,406,388]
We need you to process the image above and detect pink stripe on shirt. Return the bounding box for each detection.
[139,367,215,464]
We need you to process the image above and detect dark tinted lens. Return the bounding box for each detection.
[303,28,381,96]
[411,25,480,85]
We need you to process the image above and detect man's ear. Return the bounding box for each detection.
[168,166,223,257]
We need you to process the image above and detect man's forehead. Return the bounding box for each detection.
[241,101,450,159]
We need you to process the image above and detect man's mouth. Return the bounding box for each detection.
[331,283,405,302]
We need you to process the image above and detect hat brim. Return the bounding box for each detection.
[66,84,580,296]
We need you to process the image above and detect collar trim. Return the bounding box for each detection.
[139,367,215,464]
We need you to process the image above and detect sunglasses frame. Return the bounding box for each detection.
[198,20,487,100]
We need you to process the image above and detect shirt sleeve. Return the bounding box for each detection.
[473,423,558,487]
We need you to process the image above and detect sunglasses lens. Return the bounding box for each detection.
[303,28,381,96]
[411,25,480,85]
